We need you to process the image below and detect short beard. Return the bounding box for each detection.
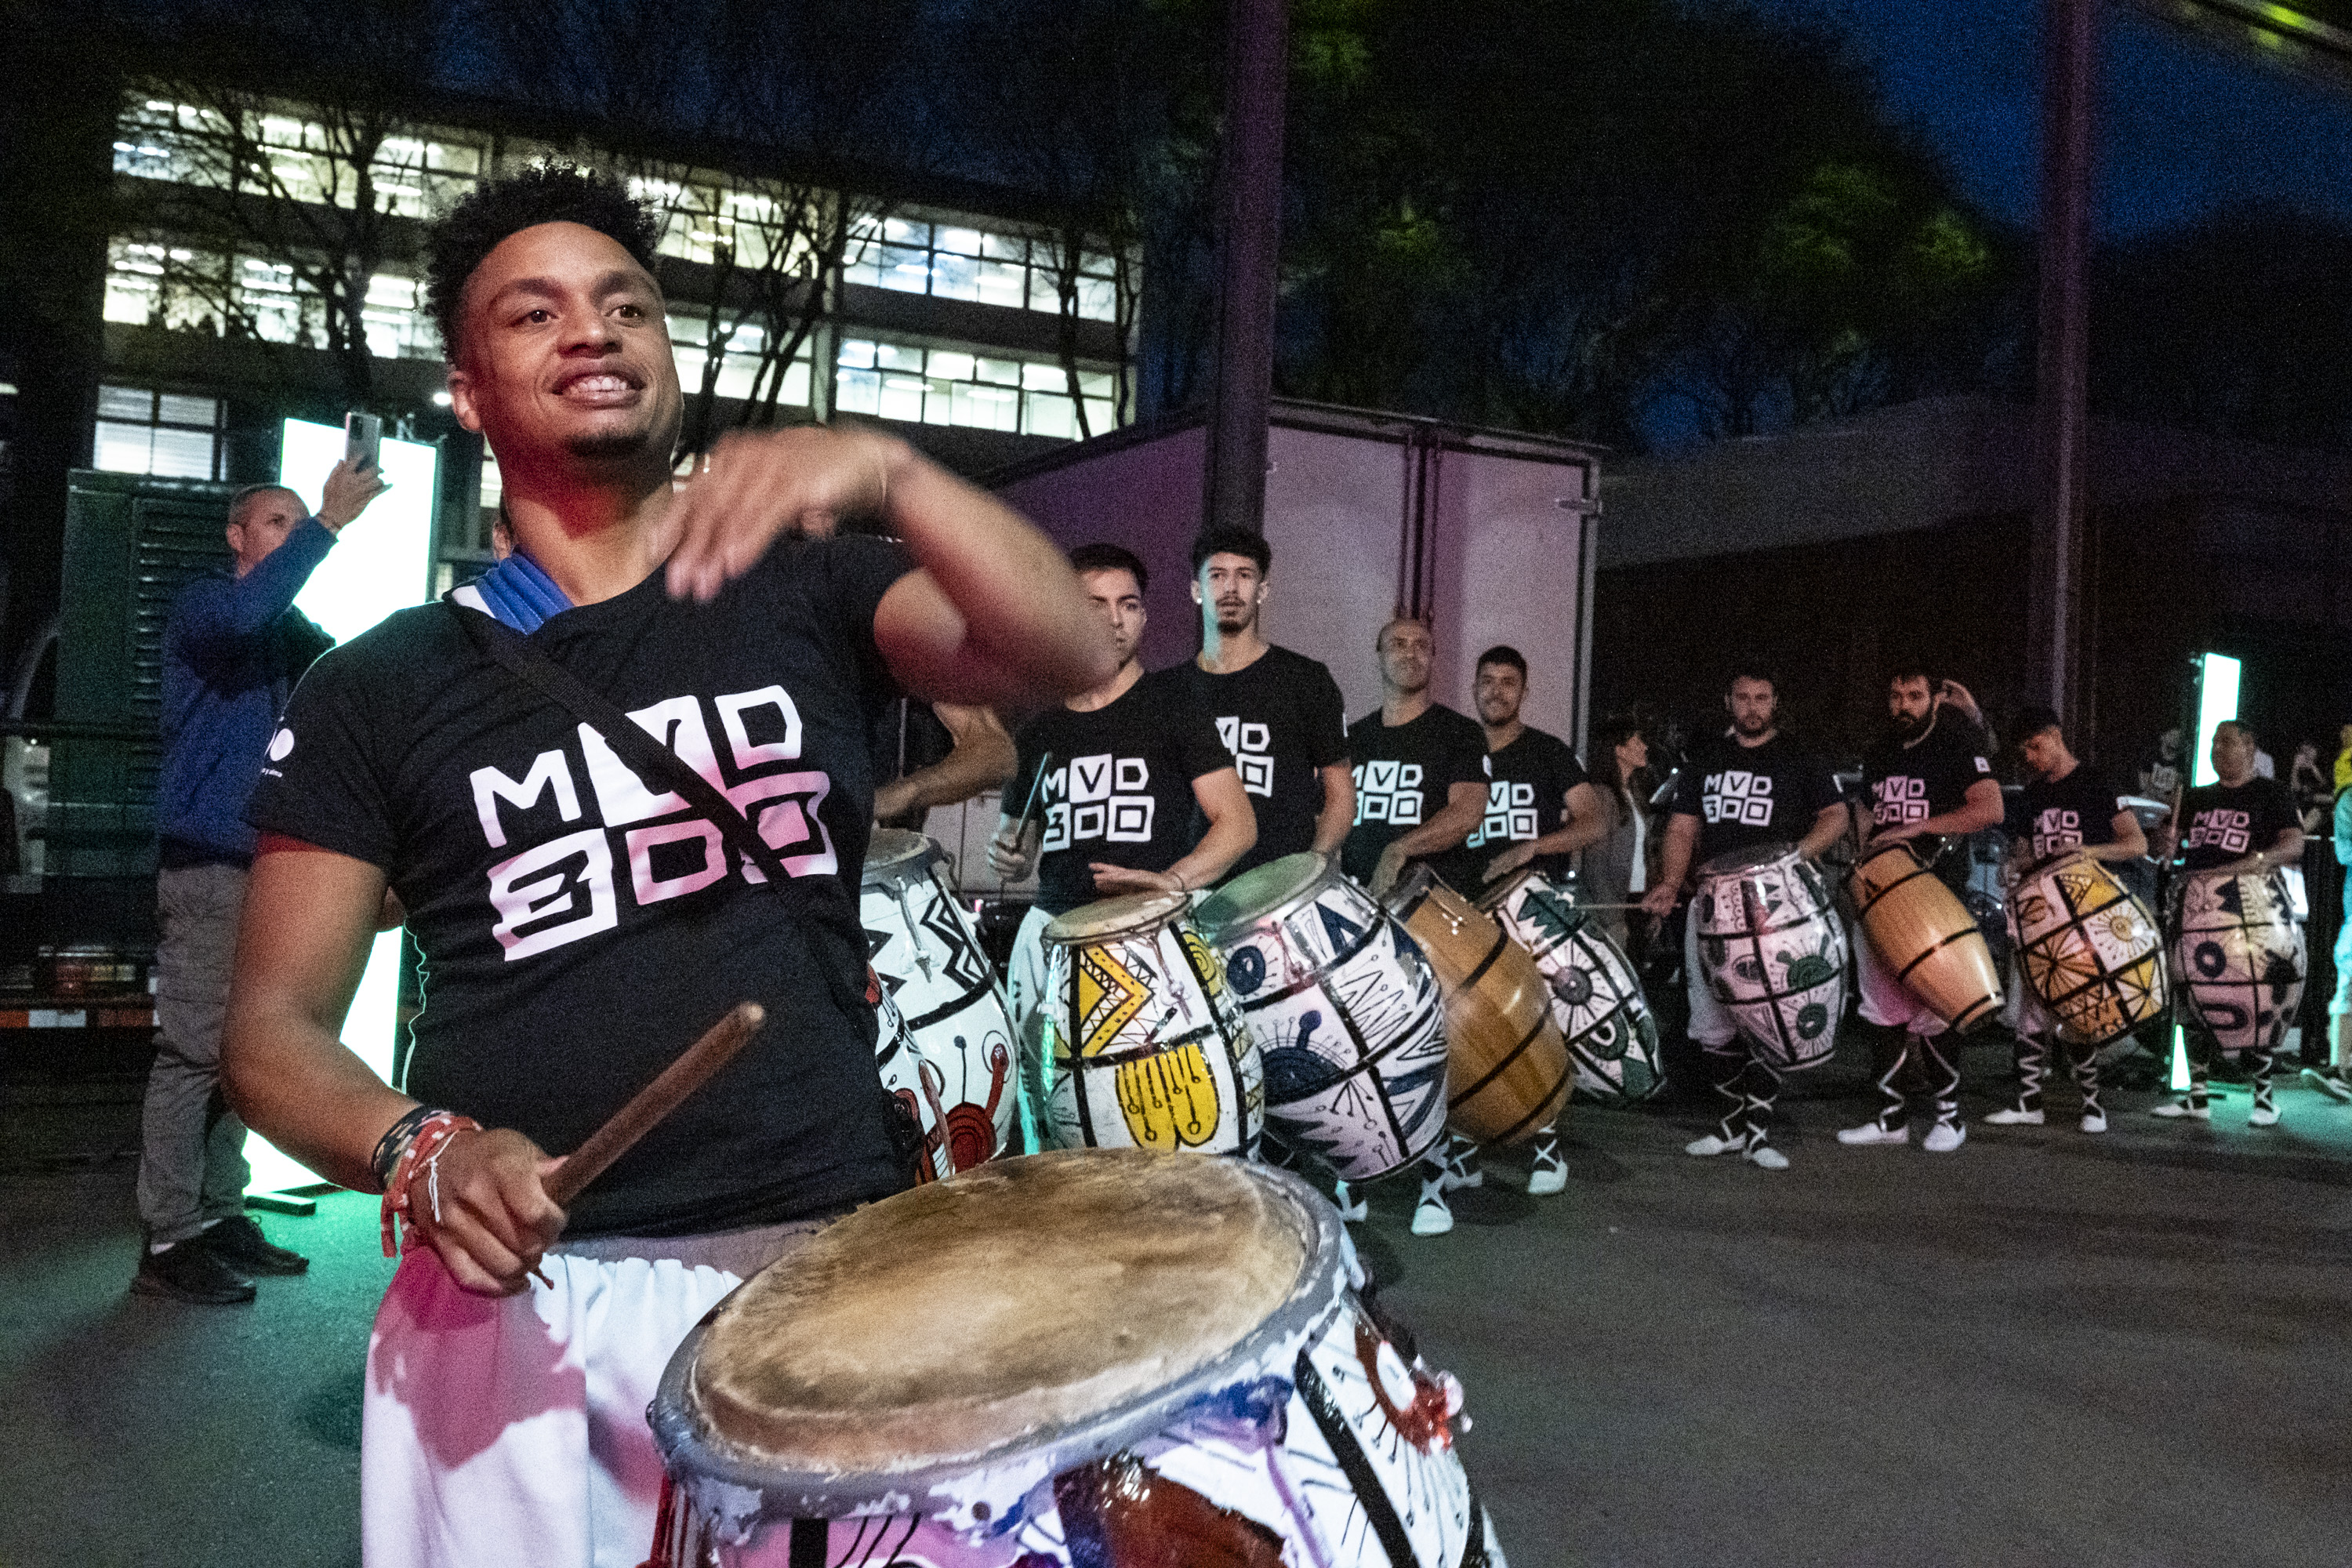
[568,426,653,460]
[1214,606,1255,635]
[1732,714,1769,736]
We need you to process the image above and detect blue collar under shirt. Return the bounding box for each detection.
[452,551,572,633]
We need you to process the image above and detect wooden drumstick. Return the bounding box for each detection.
[546,1002,766,1207]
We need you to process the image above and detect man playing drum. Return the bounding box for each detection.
[219,165,1115,1568]
[1984,706,2147,1134]
[2151,719,2305,1125]
[1163,525,1354,877]
[1342,618,1490,1233]
[1642,665,1846,1171]
[990,543,1257,1047]
[1837,666,2004,1154]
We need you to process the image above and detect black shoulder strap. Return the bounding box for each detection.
[448,602,793,887]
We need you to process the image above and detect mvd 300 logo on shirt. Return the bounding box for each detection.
[1040,754,1156,851]
[1352,760,1424,826]
[2184,808,2252,855]
[1214,717,1275,796]
[1468,780,1541,847]
[1701,769,1775,826]
[466,685,833,963]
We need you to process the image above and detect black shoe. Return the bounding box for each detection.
[132,1241,257,1305]
[198,1214,310,1276]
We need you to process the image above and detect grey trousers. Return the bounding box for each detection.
[137,862,252,1244]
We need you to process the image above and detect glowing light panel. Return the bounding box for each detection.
[2190,652,2242,788]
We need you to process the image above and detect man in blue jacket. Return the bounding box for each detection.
[134,458,383,1304]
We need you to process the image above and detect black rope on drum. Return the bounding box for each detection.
[1294,1348,1422,1568]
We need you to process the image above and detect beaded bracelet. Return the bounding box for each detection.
[377,1111,483,1258]
[369,1103,447,1189]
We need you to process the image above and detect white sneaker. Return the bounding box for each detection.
[1331,1180,1368,1222]
[1983,1106,2045,1126]
[1685,1133,1742,1157]
[1444,1138,1484,1190]
[1410,1188,1454,1236]
[1922,1120,1966,1153]
[2249,1104,2281,1127]
[2301,1067,2352,1103]
[2150,1099,2212,1120]
[1744,1142,1790,1171]
[1526,1140,1566,1196]
[1837,1122,1908,1146]
[2079,1109,2107,1134]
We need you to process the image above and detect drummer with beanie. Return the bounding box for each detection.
[1983,706,2146,1136]
[1836,666,2004,1155]
[1642,664,1847,1171]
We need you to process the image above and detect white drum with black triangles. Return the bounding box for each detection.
[2172,866,2306,1055]
[1692,843,1846,1070]
[1199,853,1450,1183]
[1479,867,1664,1105]
[862,829,1019,1174]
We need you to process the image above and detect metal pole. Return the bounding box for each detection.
[1200,0,1288,538]
[2028,0,2096,731]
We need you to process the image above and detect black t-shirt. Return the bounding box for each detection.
[1341,704,1486,887]
[1007,675,1232,916]
[2010,763,2127,862]
[2136,744,2186,804]
[246,536,918,1239]
[1465,727,1588,884]
[2174,777,2300,873]
[1672,731,1844,866]
[1863,716,1994,889]
[1160,646,1348,879]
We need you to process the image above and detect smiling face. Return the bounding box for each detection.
[445,221,681,479]
[1474,661,1526,727]
[1193,553,1266,636]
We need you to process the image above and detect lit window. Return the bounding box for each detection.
[92,385,223,480]
[831,338,1120,440]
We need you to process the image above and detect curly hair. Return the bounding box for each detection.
[424,162,662,362]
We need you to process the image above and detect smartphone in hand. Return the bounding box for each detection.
[344,411,383,471]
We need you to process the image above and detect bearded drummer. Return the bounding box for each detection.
[1836,666,2005,1154]
[989,543,1257,1047]
[1640,665,1846,1171]
[216,168,1112,1568]
[2150,720,2306,1125]
[1983,706,2147,1135]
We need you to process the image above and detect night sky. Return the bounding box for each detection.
[1753,0,2352,235]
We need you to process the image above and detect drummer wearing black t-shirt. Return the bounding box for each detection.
[1837,667,2005,1155]
[1642,666,1847,1171]
[990,543,1256,1052]
[1341,619,1488,898]
[1163,526,1354,878]
[2150,720,2307,1125]
[217,169,1116,1568]
[1984,707,2147,1135]
[1467,646,1607,889]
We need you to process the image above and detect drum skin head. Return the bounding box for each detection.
[688,1150,1311,1475]
[862,828,941,884]
[1695,841,1799,880]
[1044,891,1190,946]
[1197,852,1331,937]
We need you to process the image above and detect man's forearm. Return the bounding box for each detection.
[1312,767,1355,855]
[1797,807,1848,861]
[1390,800,1481,860]
[223,1008,414,1193]
[886,717,1016,815]
[1172,811,1254,891]
[188,521,335,643]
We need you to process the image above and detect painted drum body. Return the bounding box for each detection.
[1381,866,1571,1145]
[1692,844,1847,1070]
[1036,892,1264,1158]
[2008,850,2168,1047]
[1849,844,2004,1032]
[648,1150,1509,1568]
[1478,868,1664,1104]
[1198,853,1451,1183]
[862,830,1019,1174]
[2172,866,2307,1054]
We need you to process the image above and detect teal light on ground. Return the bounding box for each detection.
[245,419,438,1197]
[2190,652,2241,788]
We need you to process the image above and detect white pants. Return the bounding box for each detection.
[363,1228,818,1568]
[1681,913,1738,1049]
[1853,918,1950,1038]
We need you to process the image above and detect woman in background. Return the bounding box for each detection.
[1578,714,1655,956]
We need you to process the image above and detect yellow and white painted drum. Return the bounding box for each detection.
[862,829,1019,1174]
[648,1150,1508,1567]
[1038,892,1264,1157]
[2172,866,2306,1054]
[2007,850,2167,1047]
[1479,867,1664,1105]
[1198,853,1450,1183]
[1692,844,1846,1070]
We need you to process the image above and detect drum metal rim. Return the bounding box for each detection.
[1693,840,1802,879]
[1041,891,1191,945]
[1196,851,1340,941]
[648,1159,1351,1533]
[860,828,946,886]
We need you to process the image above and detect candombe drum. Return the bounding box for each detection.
[1692,844,1847,1069]
[862,830,1018,1172]
[2007,850,2167,1047]
[1381,866,1571,1145]
[648,1150,1508,1567]
[2172,865,2306,1053]
[1036,891,1264,1157]
[1849,842,2004,1032]
[1197,852,1450,1182]
[1478,867,1664,1105]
